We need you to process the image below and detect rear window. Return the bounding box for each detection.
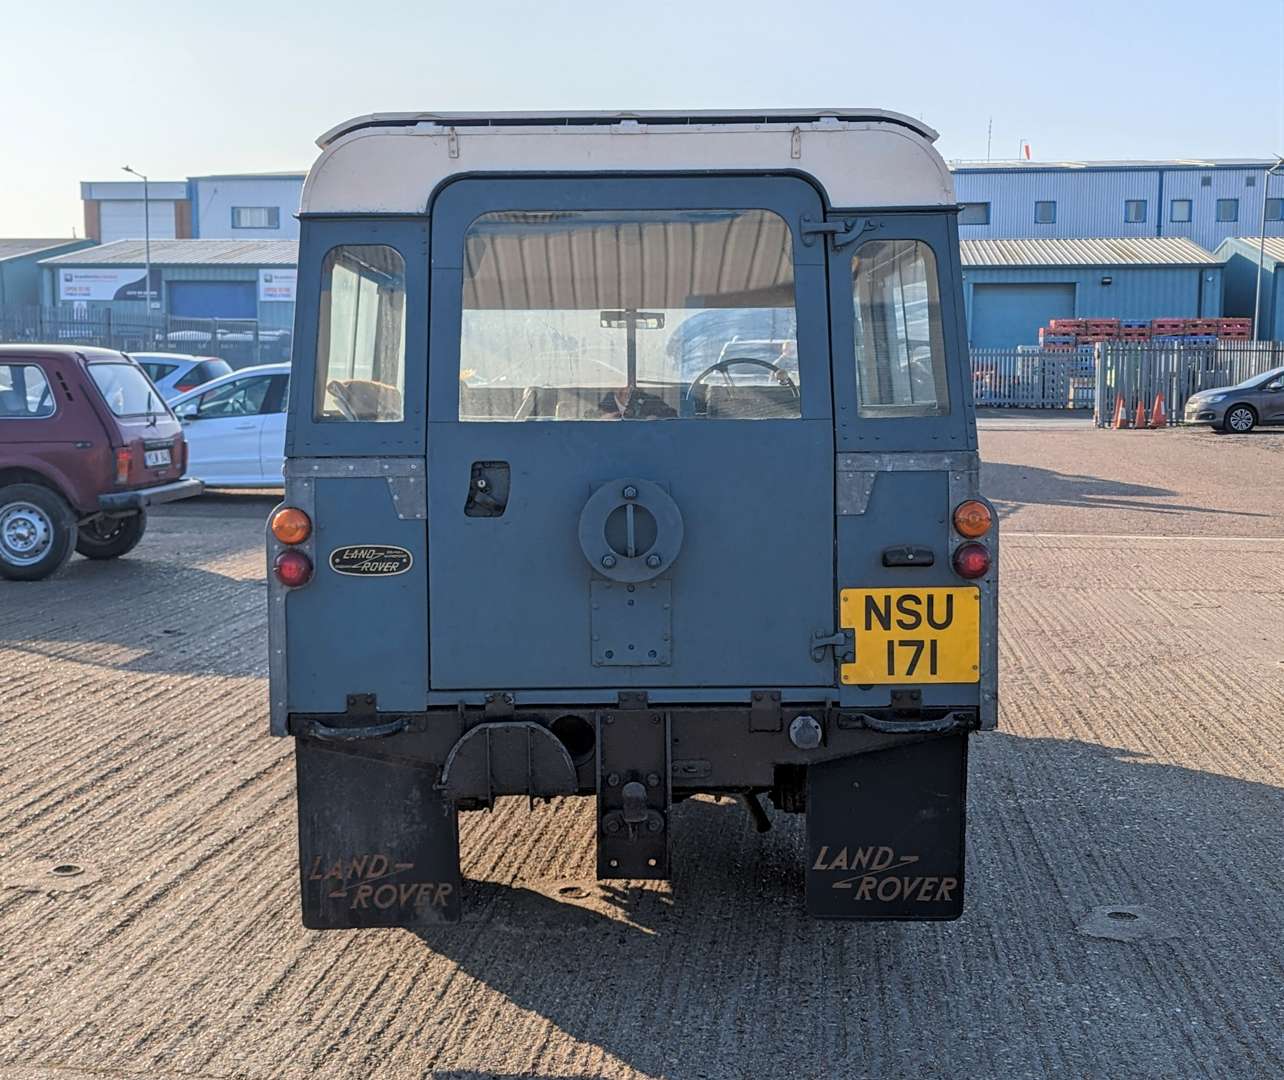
[315,245,406,422]
[89,363,161,417]
[0,364,55,418]
[850,239,950,418]
[189,359,232,386]
[139,361,179,381]
[457,209,801,421]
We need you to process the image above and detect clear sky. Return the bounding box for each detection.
[1,0,1281,235]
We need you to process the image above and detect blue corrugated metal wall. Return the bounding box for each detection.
[1219,240,1283,340]
[954,165,1282,252]
[960,265,1222,347]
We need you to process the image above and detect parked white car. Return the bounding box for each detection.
[170,363,290,487]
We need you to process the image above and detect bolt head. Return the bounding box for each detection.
[607,772,621,786]
[605,819,621,834]
[601,554,617,569]
[622,485,638,500]
[647,819,662,832]
[646,772,661,787]
[645,553,662,568]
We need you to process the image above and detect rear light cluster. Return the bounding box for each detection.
[951,500,993,580]
[115,447,132,485]
[271,506,313,587]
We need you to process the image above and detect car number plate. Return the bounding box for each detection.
[144,448,171,468]
[839,587,980,684]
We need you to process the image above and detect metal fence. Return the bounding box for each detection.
[971,342,1284,423]
[1092,341,1284,427]
[0,305,292,369]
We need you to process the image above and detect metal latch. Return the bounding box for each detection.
[811,628,854,663]
[799,216,878,250]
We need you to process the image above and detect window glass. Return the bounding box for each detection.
[89,363,160,417]
[850,239,949,418]
[0,364,54,418]
[1170,199,1193,223]
[458,209,800,421]
[1216,199,1239,222]
[1267,198,1284,223]
[315,245,406,422]
[232,207,280,229]
[959,202,990,225]
[1124,200,1147,223]
[139,361,178,381]
[1034,201,1056,224]
[197,376,272,418]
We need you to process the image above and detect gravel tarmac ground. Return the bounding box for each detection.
[2,416,1282,1079]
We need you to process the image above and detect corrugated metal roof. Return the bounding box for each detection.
[1256,238,1284,262]
[0,238,85,262]
[960,237,1219,268]
[950,158,1272,172]
[40,239,298,267]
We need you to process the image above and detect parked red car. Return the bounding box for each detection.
[0,345,203,580]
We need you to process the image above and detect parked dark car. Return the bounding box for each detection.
[0,345,203,580]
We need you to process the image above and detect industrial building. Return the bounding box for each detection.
[952,159,1282,253]
[39,238,297,328]
[960,237,1222,347]
[1218,237,1284,342]
[0,238,95,306]
[80,174,304,243]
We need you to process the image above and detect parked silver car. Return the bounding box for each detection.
[1184,366,1284,433]
[129,353,232,403]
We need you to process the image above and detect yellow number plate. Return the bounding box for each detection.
[840,588,980,684]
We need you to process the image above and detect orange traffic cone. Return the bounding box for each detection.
[1150,393,1166,429]
[1112,395,1127,429]
[1133,399,1148,430]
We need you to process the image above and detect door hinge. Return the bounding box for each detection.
[811,628,854,663]
[799,216,878,251]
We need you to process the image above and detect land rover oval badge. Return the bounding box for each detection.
[328,544,413,577]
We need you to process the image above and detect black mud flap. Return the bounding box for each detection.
[806,734,968,920]
[295,737,462,928]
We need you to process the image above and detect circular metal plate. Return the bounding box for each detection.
[578,478,684,583]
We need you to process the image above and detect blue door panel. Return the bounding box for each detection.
[287,477,428,713]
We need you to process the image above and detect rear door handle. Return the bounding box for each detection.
[234,422,256,430]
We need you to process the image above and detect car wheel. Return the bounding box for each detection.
[75,510,147,560]
[1223,404,1257,434]
[0,483,78,581]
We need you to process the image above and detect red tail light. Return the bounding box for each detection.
[274,550,313,588]
[114,447,132,484]
[953,542,991,580]
[175,383,197,393]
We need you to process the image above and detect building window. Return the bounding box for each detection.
[1216,199,1239,223]
[1267,198,1284,222]
[231,206,281,229]
[1034,200,1056,224]
[1246,175,1257,187]
[958,202,990,225]
[1124,200,1147,223]
[1200,176,1212,188]
[1170,199,1193,223]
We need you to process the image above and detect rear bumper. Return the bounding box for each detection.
[99,477,204,511]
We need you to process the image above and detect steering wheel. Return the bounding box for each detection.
[685,357,800,407]
[326,380,360,422]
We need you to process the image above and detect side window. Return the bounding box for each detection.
[315,245,406,422]
[140,361,178,381]
[1216,198,1239,223]
[0,364,54,418]
[1170,199,1193,223]
[457,209,800,421]
[850,240,949,418]
[197,377,272,418]
[1034,200,1056,224]
[1124,200,1147,223]
[958,202,990,225]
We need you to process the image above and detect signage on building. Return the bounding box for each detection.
[58,267,161,303]
[258,268,297,302]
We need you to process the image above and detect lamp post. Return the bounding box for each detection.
[121,165,153,311]
[1253,157,1284,342]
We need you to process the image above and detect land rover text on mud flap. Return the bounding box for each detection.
[269,110,998,927]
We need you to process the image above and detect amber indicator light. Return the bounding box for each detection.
[271,506,312,545]
[953,500,992,538]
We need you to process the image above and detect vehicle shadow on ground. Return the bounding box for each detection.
[411,734,1284,1078]
[981,460,1270,521]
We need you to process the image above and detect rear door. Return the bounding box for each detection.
[257,374,289,483]
[182,373,274,482]
[426,177,835,690]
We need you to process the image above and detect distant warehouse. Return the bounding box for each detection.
[960,237,1222,348]
[1216,237,1284,343]
[39,238,298,330]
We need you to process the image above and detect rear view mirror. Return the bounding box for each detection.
[176,400,199,419]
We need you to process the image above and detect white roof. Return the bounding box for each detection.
[961,237,1220,268]
[301,110,955,214]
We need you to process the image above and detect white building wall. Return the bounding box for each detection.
[192,176,304,239]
